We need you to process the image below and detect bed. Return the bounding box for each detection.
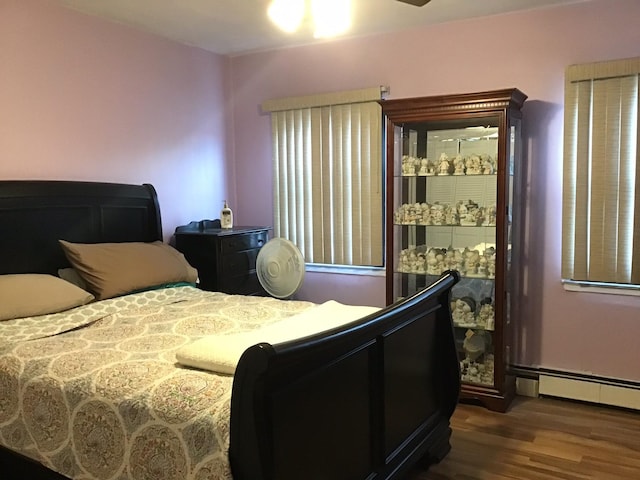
[0,180,461,480]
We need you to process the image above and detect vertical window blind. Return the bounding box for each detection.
[262,87,385,266]
[562,57,640,285]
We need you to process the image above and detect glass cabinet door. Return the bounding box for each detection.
[392,119,499,387]
[382,89,526,412]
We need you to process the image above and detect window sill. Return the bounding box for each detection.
[562,280,640,297]
[305,263,385,277]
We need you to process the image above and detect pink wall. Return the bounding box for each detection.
[229,0,640,381]
[3,0,639,383]
[0,0,232,240]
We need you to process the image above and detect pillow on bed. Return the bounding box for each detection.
[0,274,95,321]
[58,267,89,290]
[59,240,198,300]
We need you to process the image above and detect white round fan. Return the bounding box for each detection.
[256,237,305,299]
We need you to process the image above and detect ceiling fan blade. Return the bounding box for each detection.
[396,0,432,6]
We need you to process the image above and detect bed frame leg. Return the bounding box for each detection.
[420,425,452,467]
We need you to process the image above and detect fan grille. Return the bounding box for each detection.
[256,238,305,299]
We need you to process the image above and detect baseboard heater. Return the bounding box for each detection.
[512,365,640,411]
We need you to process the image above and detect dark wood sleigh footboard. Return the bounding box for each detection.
[230,270,461,480]
[0,270,460,480]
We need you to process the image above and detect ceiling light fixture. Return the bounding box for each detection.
[267,0,305,33]
[268,0,352,39]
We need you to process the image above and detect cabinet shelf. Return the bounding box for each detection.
[454,322,494,332]
[397,172,498,178]
[395,270,495,281]
[382,89,526,412]
[394,223,496,227]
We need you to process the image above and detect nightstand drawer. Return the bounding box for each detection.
[222,249,259,273]
[220,231,267,254]
[219,272,263,296]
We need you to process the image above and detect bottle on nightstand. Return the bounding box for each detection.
[221,200,233,229]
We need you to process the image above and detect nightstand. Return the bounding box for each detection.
[174,223,269,295]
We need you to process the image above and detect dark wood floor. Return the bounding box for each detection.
[407,396,640,480]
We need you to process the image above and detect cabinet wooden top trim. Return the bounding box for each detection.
[380,88,527,117]
[175,226,270,236]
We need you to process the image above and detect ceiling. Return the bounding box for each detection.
[55,0,586,56]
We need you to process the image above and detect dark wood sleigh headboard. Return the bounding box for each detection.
[0,180,164,479]
[0,180,161,275]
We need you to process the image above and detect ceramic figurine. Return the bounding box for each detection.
[453,154,466,175]
[453,249,464,272]
[463,328,486,362]
[452,297,476,326]
[416,252,426,274]
[477,255,488,277]
[411,248,419,269]
[459,200,481,226]
[418,158,430,176]
[398,249,409,272]
[463,249,481,277]
[402,155,417,176]
[481,154,495,175]
[444,247,456,270]
[486,250,496,279]
[466,154,482,175]
[444,204,458,225]
[426,249,440,275]
[430,203,445,225]
[438,153,451,175]
[435,248,446,274]
[419,202,431,225]
[394,206,402,225]
[483,204,497,226]
[478,299,495,330]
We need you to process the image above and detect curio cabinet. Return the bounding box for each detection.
[381,89,526,412]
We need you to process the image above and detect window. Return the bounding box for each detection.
[262,87,385,267]
[562,57,640,288]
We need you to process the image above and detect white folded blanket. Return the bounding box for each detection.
[175,300,380,375]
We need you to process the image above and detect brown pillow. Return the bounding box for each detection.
[58,268,89,290]
[0,274,95,321]
[59,240,198,300]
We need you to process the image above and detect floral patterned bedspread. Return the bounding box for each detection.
[0,286,314,480]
